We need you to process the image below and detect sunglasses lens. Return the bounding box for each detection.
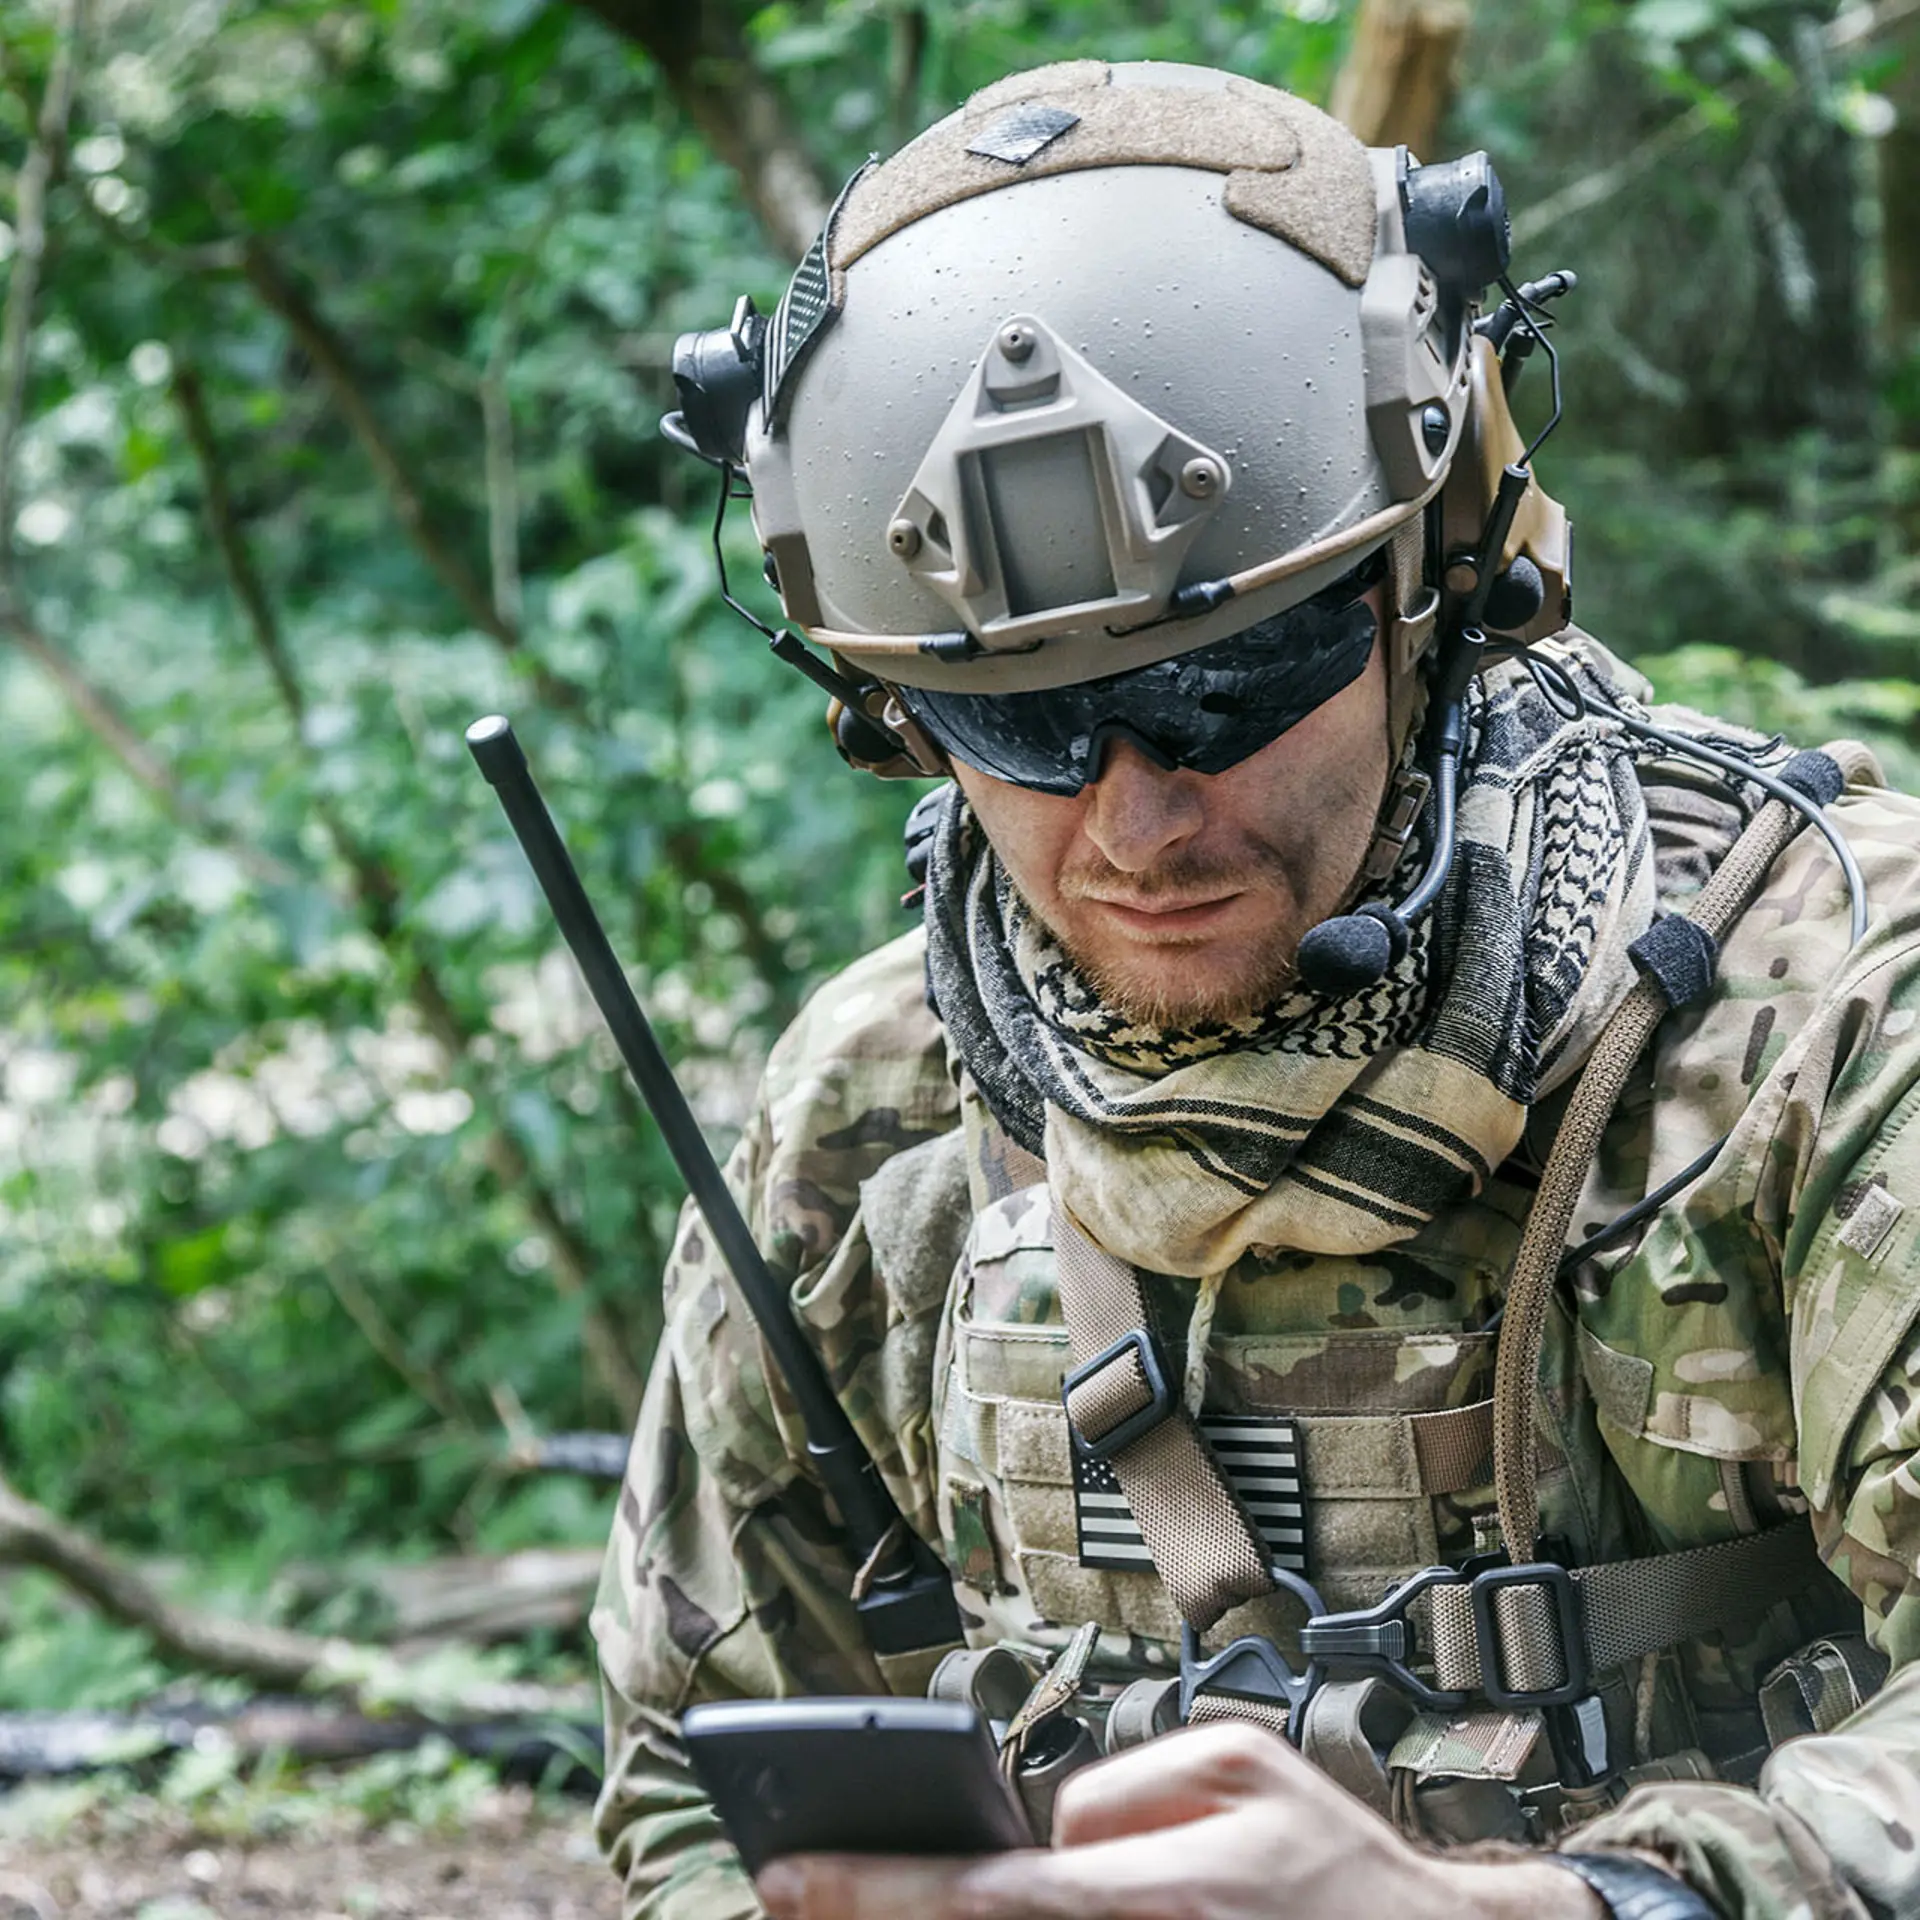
[896,591,1378,795]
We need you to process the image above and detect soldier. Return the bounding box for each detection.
[591,59,1920,1920]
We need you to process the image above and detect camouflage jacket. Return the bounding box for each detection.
[592,752,1920,1920]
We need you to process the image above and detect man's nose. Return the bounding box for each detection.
[1080,737,1206,872]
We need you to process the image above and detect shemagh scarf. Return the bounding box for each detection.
[924,650,1659,1278]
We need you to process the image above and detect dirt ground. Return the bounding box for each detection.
[0,1795,618,1919]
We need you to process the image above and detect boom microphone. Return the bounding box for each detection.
[1293,632,1481,998]
[1295,906,1404,997]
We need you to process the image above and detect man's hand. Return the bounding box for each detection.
[755,1720,1605,1920]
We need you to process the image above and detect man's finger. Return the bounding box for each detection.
[757,1848,1084,1920]
[1050,1720,1298,1848]
[759,1816,1261,1920]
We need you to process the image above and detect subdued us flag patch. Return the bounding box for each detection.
[1072,1414,1308,1576]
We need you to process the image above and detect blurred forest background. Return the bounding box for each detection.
[2,0,1920,1833]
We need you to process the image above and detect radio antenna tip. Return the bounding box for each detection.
[465,713,524,785]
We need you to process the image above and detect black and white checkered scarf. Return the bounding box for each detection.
[924,645,1658,1276]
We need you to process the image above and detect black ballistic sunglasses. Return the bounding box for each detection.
[892,567,1381,797]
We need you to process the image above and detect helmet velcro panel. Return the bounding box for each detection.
[830,63,1376,289]
[1221,116,1378,288]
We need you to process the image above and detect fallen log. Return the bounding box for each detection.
[0,1471,593,1717]
[272,1546,605,1648]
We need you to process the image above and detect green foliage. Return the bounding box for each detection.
[0,0,925,1577]
[0,1737,516,1846]
[0,0,1913,1706]
[0,1573,171,1712]
[1641,646,1920,790]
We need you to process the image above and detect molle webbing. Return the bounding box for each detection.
[1053,1194,1495,1633]
[1409,1400,1494,1496]
[1490,742,1875,1561]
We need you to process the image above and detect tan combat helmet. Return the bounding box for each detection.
[667,61,1570,806]
[681,60,1569,776]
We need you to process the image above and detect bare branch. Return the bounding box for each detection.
[566,0,830,258]
[0,1465,594,1716]
[321,1262,475,1432]
[0,0,85,574]
[172,359,305,720]
[0,602,295,886]
[379,215,547,633]
[1511,96,1722,247]
[232,230,598,721]
[1830,0,1920,52]
[0,16,298,892]
[1513,2,1904,248]
[144,202,785,1014]
[237,240,515,640]
[0,1469,341,1691]
[482,363,521,632]
[481,232,549,635]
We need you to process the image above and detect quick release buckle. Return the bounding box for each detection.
[1179,1564,1327,1748]
[1296,1564,1470,1713]
[1062,1330,1174,1462]
[1469,1561,1589,1708]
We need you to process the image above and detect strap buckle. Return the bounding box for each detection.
[1062,1330,1175,1461]
[1470,1561,1589,1707]
[1297,1564,1471,1713]
[1179,1564,1326,1747]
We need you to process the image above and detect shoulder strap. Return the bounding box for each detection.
[1492,742,1877,1560]
[1052,1200,1273,1631]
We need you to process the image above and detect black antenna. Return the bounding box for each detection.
[466,715,960,1657]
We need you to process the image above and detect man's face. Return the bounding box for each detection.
[951,626,1392,1027]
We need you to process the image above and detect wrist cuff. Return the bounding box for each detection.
[1551,1852,1720,1920]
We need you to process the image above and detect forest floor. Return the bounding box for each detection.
[0,1787,617,1919]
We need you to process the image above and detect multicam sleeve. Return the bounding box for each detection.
[590,928,960,1919]
[1574,890,1920,1920]
[589,1111,892,1920]
[1568,1325,1920,1920]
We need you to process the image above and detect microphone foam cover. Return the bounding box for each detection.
[1296,913,1395,997]
[1483,556,1546,634]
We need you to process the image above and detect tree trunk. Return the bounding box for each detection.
[567,0,831,259]
[1329,0,1471,159]
[1876,10,1920,454]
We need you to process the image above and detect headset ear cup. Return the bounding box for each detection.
[1437,337,1573,642]
[827,692,949,780]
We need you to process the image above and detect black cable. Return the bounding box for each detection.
[705,463,904,754]
[1556,1135,1728,1278]
[711,460,781,642]
[1497,272,1565,467]
[1581,687,1870,946]
[1514,645,1587,722]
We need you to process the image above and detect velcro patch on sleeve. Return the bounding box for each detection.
[1837,1180,1906,1262]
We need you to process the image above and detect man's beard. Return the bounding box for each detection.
[1040,847,1314,1028]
